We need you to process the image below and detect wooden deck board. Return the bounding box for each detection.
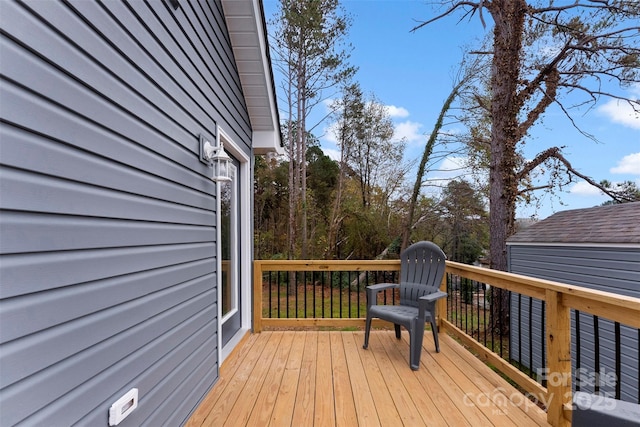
[330,332,358,426]
[369,333,426,426]
[291,331,317,426]
[246,331,294,426]
[231,332,286,426]
[315,332,336,426]
[341,332,381,427]
[355,333,404,426]
[187,331,550,427]
[436,335,549,427]
[376,333,447,426]
[269,331,306,426]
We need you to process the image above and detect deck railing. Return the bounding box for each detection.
[253,259,640,427]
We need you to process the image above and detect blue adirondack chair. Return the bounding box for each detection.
[363,241,447,370]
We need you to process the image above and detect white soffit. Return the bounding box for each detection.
[221,0,282,154]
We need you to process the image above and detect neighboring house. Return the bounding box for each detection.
[507,202,640,403]
[0,1,281,425]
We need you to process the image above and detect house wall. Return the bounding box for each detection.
[0,1,252,425]
[508,244,640,403]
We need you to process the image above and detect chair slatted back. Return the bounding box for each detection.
[399,241,447,307]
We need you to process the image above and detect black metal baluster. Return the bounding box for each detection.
[285,271,289,318]
[489,285,494,351]
[499,289,504,358]
[449,274,453,325]
[483,284,488,348]
[541,301,546,387]
[268,271,272,319]
[473,280,478,339]
[296,271,300,318]
[575,310,581,392]
[302,271,306,318]
[446,274,451,324]
[356,272,362,318]
[459,276,464,331]
[339,271,343,318]
[615,321,621,399]
[347,271,352,318]
[277,271,281,318]
[528,297,533,378]
[594,315,600,394]
[322,271,326,318]
[312,271,317,318]
[518,293,522,368]
[465,279,469,334]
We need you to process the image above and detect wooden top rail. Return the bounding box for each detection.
[253,259,401,272]
[445,260,640,329]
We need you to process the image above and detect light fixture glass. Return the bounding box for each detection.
[211,142,232,182]
[201,136,233,182]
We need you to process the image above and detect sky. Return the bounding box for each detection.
[262,0,640,219]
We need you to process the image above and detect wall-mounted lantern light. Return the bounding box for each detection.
[200,134,232,182]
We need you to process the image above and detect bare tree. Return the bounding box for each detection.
[413,0,640,334]
[349,96,398,209]
[326,84,407,258]
[326,83,363,258]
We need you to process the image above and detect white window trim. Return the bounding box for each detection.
[220,162,239,325]
[216,127,251,364]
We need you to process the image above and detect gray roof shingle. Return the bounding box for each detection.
[507,202,640,244]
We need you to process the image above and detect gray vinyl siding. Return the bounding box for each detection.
[0,1,252,426]
[508,244,640,403]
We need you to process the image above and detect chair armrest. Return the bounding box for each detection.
[367,283,399,292]
[366,283,399,308]
[418,291,447,320]
[419,291,447,303]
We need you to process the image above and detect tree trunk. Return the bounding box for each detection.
[300,94,308,259]
[488,0,527,335]
[287,86,296,261]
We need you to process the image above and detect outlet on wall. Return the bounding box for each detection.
[109,388,138,426]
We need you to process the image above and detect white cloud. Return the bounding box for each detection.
[385,105,410,118]
[569,181,602,196]
[424,156,477,189]
[598,86,640,129]
[537,43,562,61]
[439,156,467,174]
[323,122,339,145]
[322,98,336,112]
[393,120,423,143]
[323,147,341,161]
[611,152,640,175]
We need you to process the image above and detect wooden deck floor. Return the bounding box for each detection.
[186,330,549,426]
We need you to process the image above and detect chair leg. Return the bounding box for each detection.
[363,315,372,349]
[431,318,440,353]
[394,324,401,339]
[410,319,425,370]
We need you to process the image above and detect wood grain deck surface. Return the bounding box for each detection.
[186,330,549,426]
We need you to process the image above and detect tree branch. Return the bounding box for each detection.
[516,68,559,141]
[517,147,630,202]
[531,1,639,14]
[410,1,483,32]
